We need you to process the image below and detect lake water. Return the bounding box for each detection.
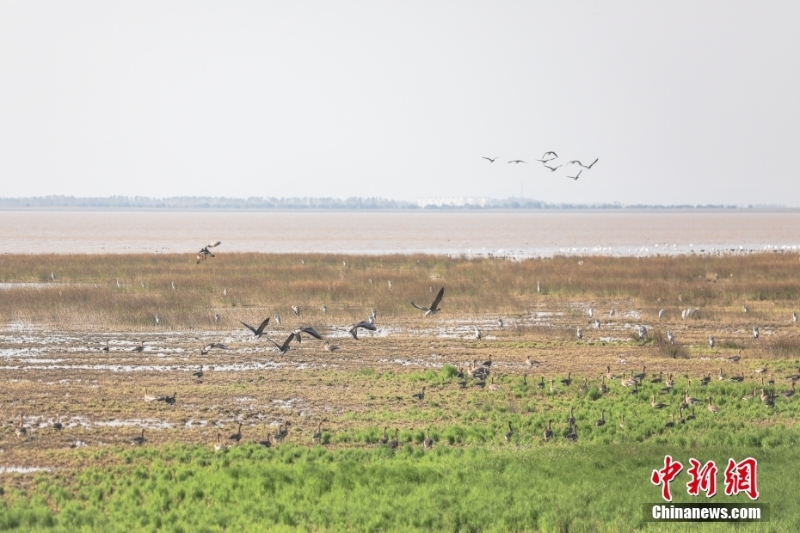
[1,210,799,257]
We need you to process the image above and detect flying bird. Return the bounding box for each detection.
[197,241,221,264]
[412,287,445,316]
[508,160,527,164]
[543,164,562,172]
[266,333,296,354]
[239,317,270,338]
[569,158,598,169]
[292,326,324,343]
[566,169,583,180]
[348,320,377,340]
[482,156,498,163]
[535,151,558,162]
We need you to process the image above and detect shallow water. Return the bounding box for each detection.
[1,210,799,256]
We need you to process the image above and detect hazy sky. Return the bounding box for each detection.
[1,2,798,205]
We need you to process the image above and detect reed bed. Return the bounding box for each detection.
[1,252,799,329]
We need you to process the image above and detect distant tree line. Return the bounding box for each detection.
[0,195,775,210]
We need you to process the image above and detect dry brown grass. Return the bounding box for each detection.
[1,252,799,329]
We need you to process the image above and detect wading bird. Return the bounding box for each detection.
[412,287,444,316]
[196,241,221,263]
[240,317,270,338]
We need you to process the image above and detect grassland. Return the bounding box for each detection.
[1,252,800,531]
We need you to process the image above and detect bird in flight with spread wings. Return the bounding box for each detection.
[412,287,445,316]
[197,241,221,264]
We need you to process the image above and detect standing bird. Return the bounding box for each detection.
[576,327,583,340]
[482,156,499,163]
[388,429,399,449]
[312,423,323,444]
[543,420,554,441]
[565,424,578,442]
[504,421,514,442]
[412,387,426,401]
[171,281,177,291]
[667,331,675,344]
[321,305,327,314]
[15,415,27,439]
[378,427,389,445]
[130,430,146,446]
[753,327,760,340]
[229,423,243,443]
[793,312,798,323]
[475,328,482,340]
[240,317,270,338]
[423,432,433,449]
[595,410,606,427]
[708,336,716,349]
[497,318,504,327]
[412,287,445,316]
[196,241,221,263]
[131,341,145,352]
[102,341,110,353]
[707,397,720,413]
[274,314,282,326]
[658,309,665,320]
[214,312,220,323]
[291,306,301,316]
[638,326,648,340]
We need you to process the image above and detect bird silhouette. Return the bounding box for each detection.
[240,317,270,338]
[569,158,598,169]
[412,287,444,316]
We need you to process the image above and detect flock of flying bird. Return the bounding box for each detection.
[11,242,796,449]
[483,151,599,181]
